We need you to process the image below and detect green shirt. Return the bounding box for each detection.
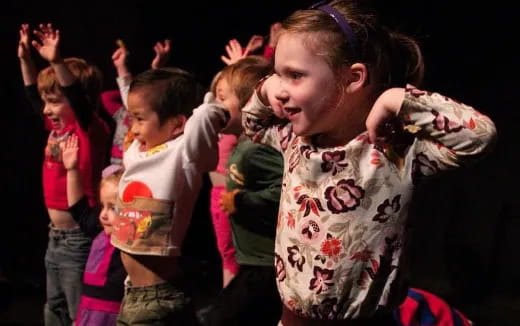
[226,138,283,266]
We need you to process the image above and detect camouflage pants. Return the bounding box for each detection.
[116,281,198,326]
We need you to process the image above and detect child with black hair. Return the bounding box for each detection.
[110,67,229,325]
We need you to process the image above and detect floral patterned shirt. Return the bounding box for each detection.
[241,86,496,319]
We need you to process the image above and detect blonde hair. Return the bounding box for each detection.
[37,57,103,109]
[217,56,273,109]
[282,0,424,91]
[100,165,124,191]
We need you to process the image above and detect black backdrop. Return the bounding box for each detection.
[1,1,518,325]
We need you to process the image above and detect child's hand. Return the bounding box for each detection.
[365,88,405,143]
[60,134,79,170]
[151,39,171,69]
[32,23,61,63]
[267,22,282,47]
[245,35,264,54]
[112,41,130,77]
[221,39,246,65]
[219,189,241,214]
[259,74,286,119]
[18,24,32,61]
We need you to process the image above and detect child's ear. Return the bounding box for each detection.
[344,63,369,93]
[168,115,187,137]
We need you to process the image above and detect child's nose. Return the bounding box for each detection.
[130,124,139,136]
[275,89,289,103]
[43,104,51,115]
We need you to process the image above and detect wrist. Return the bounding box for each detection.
[255,74,272,106]
[19,56,32,63]
[117,67,131,78]
[50,58,64,65]
[385,88,405,115]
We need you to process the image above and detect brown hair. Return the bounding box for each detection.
[218,56,273,109]
[282,0,424,91]
[37,57,103,109]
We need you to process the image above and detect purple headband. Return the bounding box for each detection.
[310,1,359,58]
[102,164,124,179]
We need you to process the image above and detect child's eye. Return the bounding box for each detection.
[290,72,303,80]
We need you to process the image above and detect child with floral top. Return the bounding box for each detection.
[241,1,497,324]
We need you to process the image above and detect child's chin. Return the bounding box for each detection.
[138,143,147,152]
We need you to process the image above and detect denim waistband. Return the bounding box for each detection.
[48,224,85,237]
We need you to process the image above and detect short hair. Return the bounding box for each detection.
[129,68,205,125]
[217,56,273,109]
[37,57,103,108]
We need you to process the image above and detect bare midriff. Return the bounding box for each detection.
[121,252,181,287]
[47,208,79,229]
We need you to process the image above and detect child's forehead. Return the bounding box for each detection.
[41,91,65,100]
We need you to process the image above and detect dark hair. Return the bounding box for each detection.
[283,0,424,91]
[218,56,273,109]
[129,67,205,125]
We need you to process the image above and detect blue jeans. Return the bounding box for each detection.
[44,226,91,326]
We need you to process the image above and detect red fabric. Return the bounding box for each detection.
[263,45,275,60]
[216,134,238,174]
[210,185,239,274]
[398,288,472,326]
[43,115,110,210]
[101,90,123,115]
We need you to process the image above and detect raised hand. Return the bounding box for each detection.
[268,22,283,47]
[151,39,171,69]
[61,134,80,170]
[245,35,264,54]
[221,39,246,65]
[260,74,286,119]
[112,41,131,78]
[365,87,405,143]
[32,23,61,63]
[18,24,32,61]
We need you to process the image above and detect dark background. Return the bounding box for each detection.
[1,0,518,325]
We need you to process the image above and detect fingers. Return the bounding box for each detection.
[112,47,122,60]
[246,35,264,52]
[33,23,59,43]
[31,40,41,51]
[116,39,126,50]
[229,39,242,53]
[221,55,232,65]
[19,24,30,41]
[269,22,283,46]
[65,134,79,150]
[153,39,171,54]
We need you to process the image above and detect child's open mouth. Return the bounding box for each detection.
[284,107,301,118]
[49,118,61,129]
